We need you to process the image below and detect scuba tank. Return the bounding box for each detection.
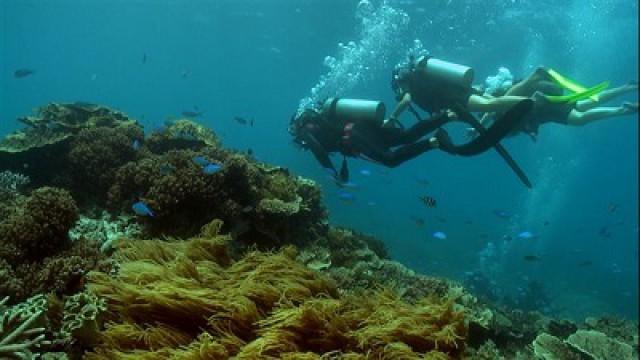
[322,98,386,127]
[420,57,475,89]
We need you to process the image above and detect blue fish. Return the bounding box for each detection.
[203,163,222,175]
[132,201,154,217]
[359,169,372,176]
[517,231,536,240]
[338,191,355,202]
[432,231,447,240]
[192,155,209,166]
[132,139,142,151]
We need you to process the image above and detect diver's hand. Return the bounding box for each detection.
[445,109,458,119]
[382,117,398,128]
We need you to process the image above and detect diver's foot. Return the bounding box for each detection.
[624,81,638,91]
[622,102,639,114]
[435,128,454,153]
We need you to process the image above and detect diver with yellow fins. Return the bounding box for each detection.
[478,66,638,140]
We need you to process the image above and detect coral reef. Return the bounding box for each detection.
[0,187,105,302]
[107,144,326,241]
[0,187,78,260]
[144,119,221,153]
[0,103,141,190]
[532,330,635,360]
[67,124,143,204]
[83,232,467,359]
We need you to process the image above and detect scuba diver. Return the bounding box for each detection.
[289,97,534,184]
[387,55,529,127]
[476,67,639,140]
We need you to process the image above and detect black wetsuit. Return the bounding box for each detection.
[300,113,451,169]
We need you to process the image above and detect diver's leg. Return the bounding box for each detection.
[374,138,439,167]
[467,94,529,113]
[385,113,450,146]
[566,103,638,126]
[505,67,552,96]
[575,82,639,111]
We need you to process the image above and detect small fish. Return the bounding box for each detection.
[607,202,619,213]
[247,148,254,156]
[14,69,35,78]
[415,177,430,186]
[543,220,550,226]
[234,116,254,126]
[432,231,447,240]
[203,163,222,174]
[182,110,203,118]
[419,195,436,208]
[192,155,210,166]
[132,201,154,217]
[132,139,142,151]
[338,191,355,202]
[181,69,190,78]
[492,209,512,219]
[359,169,372,176]
[517,231,536,240]
[142,53,147,64]
[523,255,540,262]
[410,216,425,227]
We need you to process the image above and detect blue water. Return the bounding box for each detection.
[1,0,638,320]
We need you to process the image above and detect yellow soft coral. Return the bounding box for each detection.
[84,234,466,359]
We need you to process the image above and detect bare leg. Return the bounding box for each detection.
[566,103,638,126]
[467,94,528,113]
[505,66,551,97]
[575,82,639,111]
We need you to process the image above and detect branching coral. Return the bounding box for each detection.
[83,234,467,359]
[0,171,30,203]
[0,296,49,359]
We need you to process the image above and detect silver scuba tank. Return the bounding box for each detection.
[421,57,475,89]
[322,98,386,126]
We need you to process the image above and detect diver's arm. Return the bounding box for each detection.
[390,92,412,120]
[301,132,337,176]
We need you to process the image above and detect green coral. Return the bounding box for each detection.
[0,296,49,359]
[60,292,106,347]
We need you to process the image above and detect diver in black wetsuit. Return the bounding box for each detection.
[289,97,534,183]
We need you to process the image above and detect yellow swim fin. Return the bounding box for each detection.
[544,81,610,103]
[546,68,607,101]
